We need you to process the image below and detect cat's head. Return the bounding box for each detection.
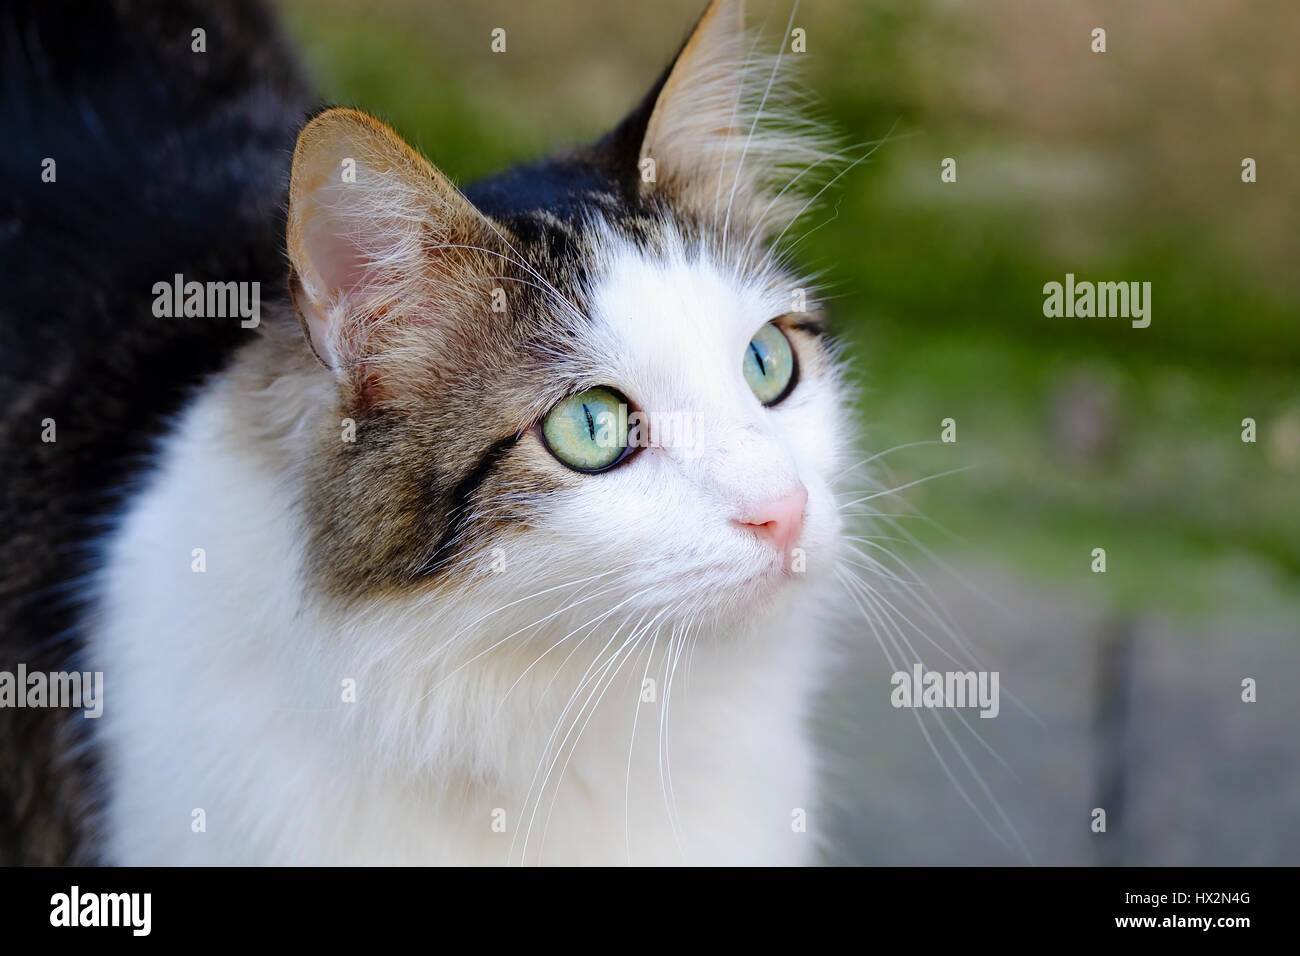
[284,0,851,640]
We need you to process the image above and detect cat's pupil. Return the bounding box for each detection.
[750,342,767,376]
[583,404,596,440]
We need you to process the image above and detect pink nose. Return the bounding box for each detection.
[734,485,808,561]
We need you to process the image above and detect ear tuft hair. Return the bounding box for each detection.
[634,0,843,254]
[287,108,503,406]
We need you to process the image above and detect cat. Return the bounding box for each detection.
[0,0,853,864]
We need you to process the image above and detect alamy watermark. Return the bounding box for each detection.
[50,886,150,936]
[1043,273,1151,328]
[594,404,699,454]
[0,664,103,718]
[152,273,260,327]
[890,663,1000,718]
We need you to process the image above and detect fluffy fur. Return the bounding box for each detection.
[96,241,847,862]
[5,0,859,865]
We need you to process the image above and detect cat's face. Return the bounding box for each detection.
[285,0,849,640]
[513,223,847,628]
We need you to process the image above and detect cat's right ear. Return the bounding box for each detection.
[287,108,495,388]
[608,0,831,242]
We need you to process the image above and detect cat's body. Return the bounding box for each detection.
[2,0,851,865]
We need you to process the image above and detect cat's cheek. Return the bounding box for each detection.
[768,397,847,498]
[804,483,846,571]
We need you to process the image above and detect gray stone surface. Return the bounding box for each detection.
[817,565,1300,865]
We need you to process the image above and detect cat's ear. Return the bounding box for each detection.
[632,0,829,238]
[287,108,496,392]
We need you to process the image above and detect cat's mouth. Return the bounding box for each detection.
[679,549,812,623]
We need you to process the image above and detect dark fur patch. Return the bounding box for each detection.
[0,0,309,864]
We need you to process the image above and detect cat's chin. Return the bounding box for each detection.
[720,531,842,629]
[754,563,809,600]
[706,559,814,629]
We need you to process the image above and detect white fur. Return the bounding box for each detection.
[91,229,850,865]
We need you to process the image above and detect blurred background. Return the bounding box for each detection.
[278,0,1300,864]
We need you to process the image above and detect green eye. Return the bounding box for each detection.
[744,322,797,405]
[541,387,629,472]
